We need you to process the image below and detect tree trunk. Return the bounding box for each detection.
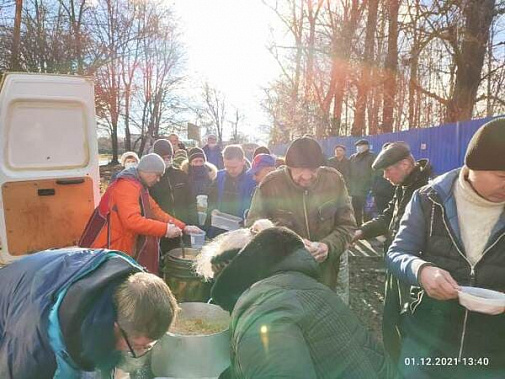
[382,0,399,133]
[124,83,132,151]
[326,0,360,136]
[352,0,379,136]
[11,0,23,71]
[446,0,495,123]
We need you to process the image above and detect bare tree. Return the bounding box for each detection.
[11,0,22,70]
[382,0,399,133]
[202,82,227,144]
[229,108,244,143]
[446,0,496,122]
[57,0,91,74]
[352,0,379,136]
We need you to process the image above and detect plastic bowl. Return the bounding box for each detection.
[189,230,206,249]
[458,286,505,315]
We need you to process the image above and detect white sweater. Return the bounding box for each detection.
[454,167,505,266]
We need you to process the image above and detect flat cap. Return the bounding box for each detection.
[355,139,369,146]
[372,142,411,170]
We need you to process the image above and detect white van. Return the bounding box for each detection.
[0,73,100,264]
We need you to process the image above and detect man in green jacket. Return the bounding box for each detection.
[246,137,356,290]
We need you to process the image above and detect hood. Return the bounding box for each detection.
[402,159,432,187]
[428,168,460,204]
[210,227,320,312]
[181,160,218,180]
[206,161,218,180]
[180,159,190,174]
[115,166,142,183]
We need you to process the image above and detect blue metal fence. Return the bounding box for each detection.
[270,116,503,175]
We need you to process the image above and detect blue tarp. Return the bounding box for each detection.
[271,116,503,175]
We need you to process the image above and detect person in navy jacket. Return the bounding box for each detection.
[0,248,178,379]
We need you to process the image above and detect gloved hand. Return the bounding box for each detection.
[165,223,182,238]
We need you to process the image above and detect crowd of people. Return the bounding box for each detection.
[1,118,504,379]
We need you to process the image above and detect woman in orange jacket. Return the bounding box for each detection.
[80,153,202,273]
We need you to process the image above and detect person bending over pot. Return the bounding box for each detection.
[0,248,179,379]
[197,223,398,379]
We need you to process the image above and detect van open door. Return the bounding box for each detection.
[0,73,100,264]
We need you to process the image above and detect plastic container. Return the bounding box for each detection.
[189,230,206,249]
[151,302,231,379]
[210,210,242,231]
[197,212,207,226]
[163,248,211,303]
[196,195,208,212]
[458,286,505,315]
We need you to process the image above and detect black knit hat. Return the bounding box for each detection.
[372,142,411,170]
[188,147,207,163]
[153,139,173,157]
[465,118,505,171]
[285,137,325,169]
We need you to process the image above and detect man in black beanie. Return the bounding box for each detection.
[247,136,356,291]
[385,117,505,378]
[150,139,199,254]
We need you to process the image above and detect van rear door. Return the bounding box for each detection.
[0,73,100,263]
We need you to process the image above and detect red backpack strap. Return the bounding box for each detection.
[78,182,117,248]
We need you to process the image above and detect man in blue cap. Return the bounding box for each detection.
[249,153,276,185]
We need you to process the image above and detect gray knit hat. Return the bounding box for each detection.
[137,153,166,174]
[465,118,505,171]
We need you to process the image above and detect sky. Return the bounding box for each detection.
[171,0,282,142]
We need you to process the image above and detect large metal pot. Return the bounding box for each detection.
[151,302,231,379]
[163,248,212,303]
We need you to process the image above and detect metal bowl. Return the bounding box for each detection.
[151,302,231,379]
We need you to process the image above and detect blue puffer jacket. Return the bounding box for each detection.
[0,248,143,379]
[216,169,256,221]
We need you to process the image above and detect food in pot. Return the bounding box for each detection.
[169,317,229,335]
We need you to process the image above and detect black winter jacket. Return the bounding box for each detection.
[348,150,376,197]
[361,159,431,249]
[150,166,198,225]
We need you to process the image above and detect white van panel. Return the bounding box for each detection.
[6,100,89,169]
[0,73,100,263]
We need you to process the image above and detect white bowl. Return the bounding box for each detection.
[458,286,505,315]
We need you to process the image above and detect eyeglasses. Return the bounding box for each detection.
[119,326,156,359]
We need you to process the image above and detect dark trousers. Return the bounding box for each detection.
[352,195,366,226]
